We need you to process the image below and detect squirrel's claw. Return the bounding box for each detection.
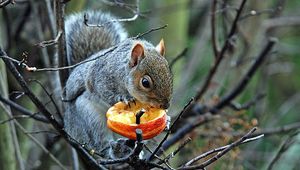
[117,95,135,107]
[165,115,171,131]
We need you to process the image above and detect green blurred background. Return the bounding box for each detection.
[0,0,300,169]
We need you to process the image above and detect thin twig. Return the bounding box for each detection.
[0,102,24,170]
[25,130,60,135]
[0,0,15,8]
[239,9,275,20]
[0,115,40,124]
[0,46,117,72]
[236,121,300,138]
[148,98,194,161]
[212,38,277,112]
[14,3,31,41]
[1,48,103,170]
[134,24,168,39]
[45,0,56,37]
[180,127,259,170]
[55,0,68,88]
[28,79,62,122]
[184,134,264,167]
[170,48,188,69]
[135,109,145,124]
[0,103,67,170]
[0,94,49,122]
[159,137,192,164]
[161,38,276,153]
[85,0,140,27]
[228,93,266,111]
[195,0,248,101]
[3,7,12,50]
[211,0,219,58]
[35,31,62,48]
[29,0,51,67]
[266,131,299,170]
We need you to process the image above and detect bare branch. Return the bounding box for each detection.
[0,94,49,123]
[28,79,62,121]
[213,38,277,112]
[264,16,300,29]
[184,133,264,167]
[159,137,192,164]
[266,131,299,170]
[148,98,194,161]
[0,103,24,170]
[180,127,259,170]
[0,46,117,72]
[239,9,275,20]
[0,0,15,8]
[85,0,140,27]
[211,0,219,58]
[195,0,248,101]
[134,24,168,39]
[1,48,103,169]
[170,48,188,70]
[228,93,266,111]
[55,0,69,88]
[0,103,67,170]
[35,31,62,48]
[161,38,276,152]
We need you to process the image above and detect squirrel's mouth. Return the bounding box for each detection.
[148,101,169,110]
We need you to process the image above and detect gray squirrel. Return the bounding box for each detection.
[63,11,173,158]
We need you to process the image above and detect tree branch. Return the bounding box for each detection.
[195,0,248,101]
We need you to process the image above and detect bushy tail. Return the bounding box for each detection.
[65,11,128,65]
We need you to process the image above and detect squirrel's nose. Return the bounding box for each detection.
[160,101,170,109]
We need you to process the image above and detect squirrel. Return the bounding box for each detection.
[63,11,173,158]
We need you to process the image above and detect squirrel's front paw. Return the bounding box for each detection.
[117,95,136,106]
[108,139,133,159]
[165,115,171,131]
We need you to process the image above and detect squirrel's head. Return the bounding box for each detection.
[127,39,173,109]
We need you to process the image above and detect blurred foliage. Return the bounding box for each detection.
[0,0,300,169]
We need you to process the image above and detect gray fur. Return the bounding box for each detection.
[65,11,127,65]
[63,11,173,158]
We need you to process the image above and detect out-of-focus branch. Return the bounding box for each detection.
[134,24,168,39]
[161,38,276,153]
[0,48,103,169]
[0,94,49,123]
[159,137,192,165]
[228,93,266,111]
[148,98,194,161]
[170,48,188,70]
[238,121,300,138]
[0,46,117,72]
[211,0,219,58]
[28,79,62,121]
[183,132,264,168]
[264,16,300,30]
[179,128,259,170]
[195,0,248,101]
[267,131,299,170]
[55,0,68,88]
[85,0,140,27]
[0,0,15,8]
[213,38,277,111]
[35,31,62,48]
[0,103,67,170]
[198,121,300,140]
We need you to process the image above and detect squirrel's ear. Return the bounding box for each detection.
[130,43,144,68]
[155,39,165,57]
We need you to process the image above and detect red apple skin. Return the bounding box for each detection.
[107,112,167,140]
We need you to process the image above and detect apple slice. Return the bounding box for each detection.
[106,101,167,140]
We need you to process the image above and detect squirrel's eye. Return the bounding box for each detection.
[140,75,153,90]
